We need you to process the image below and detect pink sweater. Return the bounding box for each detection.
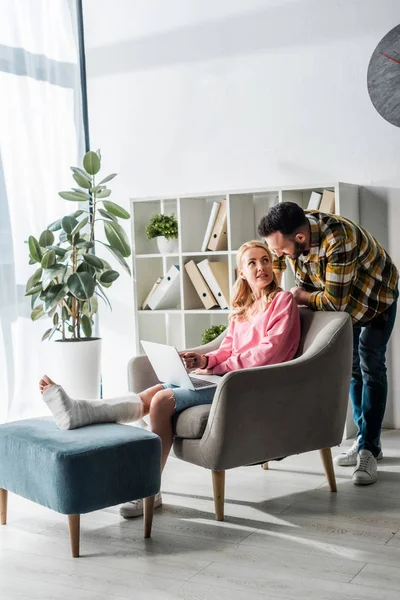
[206,291,301,375]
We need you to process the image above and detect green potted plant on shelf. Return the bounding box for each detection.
[25,149,131,398]
[201,324,227,345]
[145,213,179,254]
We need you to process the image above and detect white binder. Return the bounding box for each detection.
[147,265,180,310]
[197,259,230,309]
[201,201,220,252]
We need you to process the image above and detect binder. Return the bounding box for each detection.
[147,265,180,310]
[184,260,218,309]
[207,199,227,251]
[307,191,322,211]
[319,189,335,214]
[142,277,162,309]
[197,259,230,309]
[201,201,220,252]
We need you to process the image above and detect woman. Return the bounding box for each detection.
[40,240,300,518]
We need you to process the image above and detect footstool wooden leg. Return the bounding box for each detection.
[68,514,80,558]
[0,489,7,525]
[143,495,155,538]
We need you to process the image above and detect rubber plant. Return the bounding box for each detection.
[25,150,131,341]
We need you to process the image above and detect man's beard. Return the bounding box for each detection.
[290,241,307,260]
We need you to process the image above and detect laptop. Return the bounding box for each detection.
[140,340,221,390]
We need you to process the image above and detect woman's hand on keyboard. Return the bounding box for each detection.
[193,367,214,375]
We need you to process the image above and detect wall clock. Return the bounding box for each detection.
[367,25,400,128]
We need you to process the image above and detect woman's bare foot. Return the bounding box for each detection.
[39,375,57,395]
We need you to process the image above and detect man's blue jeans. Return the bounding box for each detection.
[350,297,398,457]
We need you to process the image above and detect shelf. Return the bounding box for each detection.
[136,253,179,258]
[131,182,359,354]
[182,251,230,257]
[138,309,181,314]
[184,309,230,314]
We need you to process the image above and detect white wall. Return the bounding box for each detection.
[83,0,400,425]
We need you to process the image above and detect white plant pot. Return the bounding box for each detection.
[43,338,102,400]
[156,236,178,254]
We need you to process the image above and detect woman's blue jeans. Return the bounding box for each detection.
[350,297,398,457]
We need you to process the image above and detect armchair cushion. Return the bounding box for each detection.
[174,405,212,439]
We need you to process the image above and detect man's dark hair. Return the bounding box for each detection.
[258,202,308,238]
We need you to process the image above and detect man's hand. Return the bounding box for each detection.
[179,352,207,371]
[290,287,311,306]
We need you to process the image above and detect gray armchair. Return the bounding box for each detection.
[128,308,352,521]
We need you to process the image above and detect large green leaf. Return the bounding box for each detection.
[62,216,79,234]
[25,283,43,296]
[59,191,91,202]
[77,262,95,276]
[71,166,91,181]
[90,185,106,194]
[83,254,104,269]
[44,284,66,312]
[67,272,95,300]
[31,305,45,321]
[48,245,67,258]
[42,266,66,291]
[82,296,99,317]
[39,230,55,247]
[81,314,92,337]
[104,221,131,257]
[103,200,130,219]
[98,173,117,185]
[98,208,117,222]
[103,244,131,276]
[96,189,111,199]
[83,151,101,175]
[71,216,89,236]
[73,173,91,189]
[100,270,119,284]
[41,250,56,269]
[26,267,43,293]
[47,218,62,232]
[42,328,53,341]
[31,292,40,309]
[28,236,42,262]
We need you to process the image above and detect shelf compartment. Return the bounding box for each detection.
[180,195,227,253]
[229,191,279,251]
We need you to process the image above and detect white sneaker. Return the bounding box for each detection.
[334,439,359,466]
[352,449,378,485]
[335,440,383,467]
[119,491,162,519]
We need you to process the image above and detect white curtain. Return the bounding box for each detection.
[0,0,85,422]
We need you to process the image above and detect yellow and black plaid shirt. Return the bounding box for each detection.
[272,211,399,325]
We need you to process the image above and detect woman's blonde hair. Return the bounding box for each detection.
[230,240,281,321]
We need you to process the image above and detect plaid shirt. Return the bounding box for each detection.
[272,211,399,324]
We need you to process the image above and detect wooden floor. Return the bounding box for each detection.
[2,430,400,599]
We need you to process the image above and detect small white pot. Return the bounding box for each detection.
[43,338,102,400]
[156,236,178,254]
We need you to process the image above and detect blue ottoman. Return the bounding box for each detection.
[0,418,161,557]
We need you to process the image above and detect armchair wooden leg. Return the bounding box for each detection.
[68,514,80,558]
[212,470,225,521]
[261,462,269,470]
[144,495,155,538]
[0,489,7,525]
[319,448,337,492]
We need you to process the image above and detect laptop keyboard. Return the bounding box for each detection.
[189,376,216,389]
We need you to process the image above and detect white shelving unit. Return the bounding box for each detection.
[130,182,359,355]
